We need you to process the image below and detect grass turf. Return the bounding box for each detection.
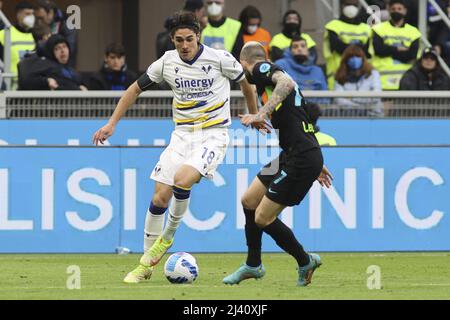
[0,252,449,300]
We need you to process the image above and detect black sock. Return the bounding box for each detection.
[263,218,310,266]
[244,208,263,267]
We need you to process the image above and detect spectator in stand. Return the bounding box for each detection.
[303,102,337,146]
[156,0,205,59]
[238,6,271,58]
[20,34,86,90]
[88,43,138,91]
[275,36,328,104]
[427,0,450,65]
[323,0,371,90]
[400,47,450,90]
[334,45,383,117]
[201,0,243,59]
[0,2,36,89]
[371,0,421,90]
[34,0,78,66]
[18,22,52,90]
[270,10,317,63]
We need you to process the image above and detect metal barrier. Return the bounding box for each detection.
[1,90,450,119]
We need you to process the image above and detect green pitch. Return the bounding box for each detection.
[1,252,449,300]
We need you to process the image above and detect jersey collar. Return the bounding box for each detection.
[181,44,204,65]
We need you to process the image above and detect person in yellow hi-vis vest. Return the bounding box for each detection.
[270,10,317,64]
[0,2,36,89]
[323,0,371,90]
[201,0,242,59]
[371,0,421,90]
[304,102,337,146]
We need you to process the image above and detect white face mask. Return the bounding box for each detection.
[22,15,36,29]
[342,5,359,19]
[207,3,223,16]
[247,25,258,34]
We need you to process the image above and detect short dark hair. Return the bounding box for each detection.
[389,0,406,8]
[239,6,262,26]
[184,0,204,12]
[15,1,34,12]
[36,0,57,12]
[105,43,126,57]
[168,11,200,37]
[290,35,306,48]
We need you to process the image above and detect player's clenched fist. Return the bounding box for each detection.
[92,123,115,145]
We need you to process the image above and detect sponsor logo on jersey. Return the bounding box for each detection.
[175,77,214,89]
[175,67,180,74]
[181,91,214,100]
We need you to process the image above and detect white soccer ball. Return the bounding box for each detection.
[164,252,199,284]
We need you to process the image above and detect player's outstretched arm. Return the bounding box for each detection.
[92,81,142,145]
[240,71,294,127]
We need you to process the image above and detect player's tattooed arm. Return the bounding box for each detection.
[239,71,294,128]
[257,71,295,119]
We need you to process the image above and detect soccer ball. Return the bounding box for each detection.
[164,252,199,284]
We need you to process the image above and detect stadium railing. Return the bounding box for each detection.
[1,90,450,119]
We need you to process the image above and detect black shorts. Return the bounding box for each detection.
[257,147,323,207]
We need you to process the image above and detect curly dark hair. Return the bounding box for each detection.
[168,11,201,36]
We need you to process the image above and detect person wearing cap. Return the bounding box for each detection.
[270,10,316,63]
[0,1,36,89]
[201,0,242,59]
[238,6,271,58]
[323,0,371,90]
[371,0,422,90]
[21,34,86,90]
[399,47,450,90]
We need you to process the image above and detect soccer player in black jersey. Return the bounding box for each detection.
[223,41,333,286]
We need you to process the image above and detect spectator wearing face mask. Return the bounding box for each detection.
[238,6,271,58]
[275,36,328,105]
[323,0,372,90]
[371,0,422,90]
[270,10,317,63]
[334,45,383,117]
[0,1,36,89]
[88,43,138,91]
[400,47,450,90]
[201,0,243,59]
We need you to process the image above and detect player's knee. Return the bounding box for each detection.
[152,191,171,208]
[173,172,196,190]
[254,212,269,228]
[241,194,258,210]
